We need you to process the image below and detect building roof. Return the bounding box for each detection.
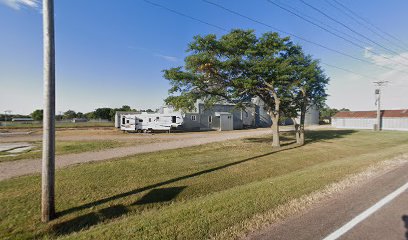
[333,109,408,118]
[11,118,34,121]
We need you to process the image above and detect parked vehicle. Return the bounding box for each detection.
[120,113,183,133]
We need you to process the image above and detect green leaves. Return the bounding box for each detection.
[163,29,329,118]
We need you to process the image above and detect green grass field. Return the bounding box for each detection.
[1,130,408,239]
[0,140,124,162]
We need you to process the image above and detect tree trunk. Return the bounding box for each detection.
[271,114,280,147]
[293,118,301,144]
[298,124,305,145]
[297,103,306,146]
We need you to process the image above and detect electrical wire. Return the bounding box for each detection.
[298,0,408,62]
[331,0,408,51]
[267,0,408,69]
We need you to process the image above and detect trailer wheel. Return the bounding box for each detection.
[137,129,142,133]
[143,129,148,133]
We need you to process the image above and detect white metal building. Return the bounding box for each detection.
[332,109,408,131]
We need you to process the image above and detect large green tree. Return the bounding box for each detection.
[289,54,329,145]
[164,29,307,147]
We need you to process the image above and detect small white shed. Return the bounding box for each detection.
[215,112,233,131]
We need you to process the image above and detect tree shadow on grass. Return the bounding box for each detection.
[304,130,357,144]
[133,186,186,205]
[58,144,300,218]
[244,134,295,146]
[51,187,186,236]
[51,204,128,236]
[245,129,356,145]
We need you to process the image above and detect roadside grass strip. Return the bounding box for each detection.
[1,130,408,239]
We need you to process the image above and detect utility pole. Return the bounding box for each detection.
[42,0,56,222]
[373,81,388,131]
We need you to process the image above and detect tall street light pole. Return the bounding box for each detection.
[42,0,56,222]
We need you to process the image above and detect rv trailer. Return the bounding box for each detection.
[120,112,183,133]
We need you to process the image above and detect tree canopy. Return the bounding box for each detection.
[164,29,329,147]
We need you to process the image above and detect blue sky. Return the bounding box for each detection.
[0,0,407,115]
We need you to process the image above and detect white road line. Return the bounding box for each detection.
[323,181,408,240]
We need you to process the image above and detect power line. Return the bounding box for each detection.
[324,0,408,53]
[274,0,370,46]
[331,0,408,51]
[298,0,408,62]
[142,0,227,32]
[321,62,380,81]
[266,0,408,69]
[201,0,408,75]
[142,0,407,78]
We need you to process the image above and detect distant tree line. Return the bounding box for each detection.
[27,105,157,121]
[319,106,350,123]
[0,114,31,121]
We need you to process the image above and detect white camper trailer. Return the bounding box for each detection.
[120,112,183,133]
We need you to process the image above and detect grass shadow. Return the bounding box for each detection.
[58,144,300,217]
[133,186,186,205]
[51,205,128,236]
[245,130,356,146]
[304,130,357,144]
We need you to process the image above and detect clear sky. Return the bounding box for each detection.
[1,0,407,115]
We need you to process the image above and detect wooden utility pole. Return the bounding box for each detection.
[375,88,381,131]
[42,0,56,222]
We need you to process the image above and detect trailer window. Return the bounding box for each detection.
[208,116,212,123]
[172,116,176,123]
[149,118,152,122]
[191,115,196,121]
[126,120,130,124]
[156,117,160,120]
[139,119,143,122]
[122,117,125,124]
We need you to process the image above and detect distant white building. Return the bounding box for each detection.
[11,118,33,122]
[115,99,320,132]
[332,109,408,131]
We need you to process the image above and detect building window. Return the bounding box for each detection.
[191,115,197,121]
[208,116,212,123]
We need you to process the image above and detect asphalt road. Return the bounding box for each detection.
[247,160,408,240]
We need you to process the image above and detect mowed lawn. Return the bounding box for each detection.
[1,130,408,239]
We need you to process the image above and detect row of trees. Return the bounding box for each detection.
[319,106,350,123]
[30,106,156,121]
[164,29,329,147]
